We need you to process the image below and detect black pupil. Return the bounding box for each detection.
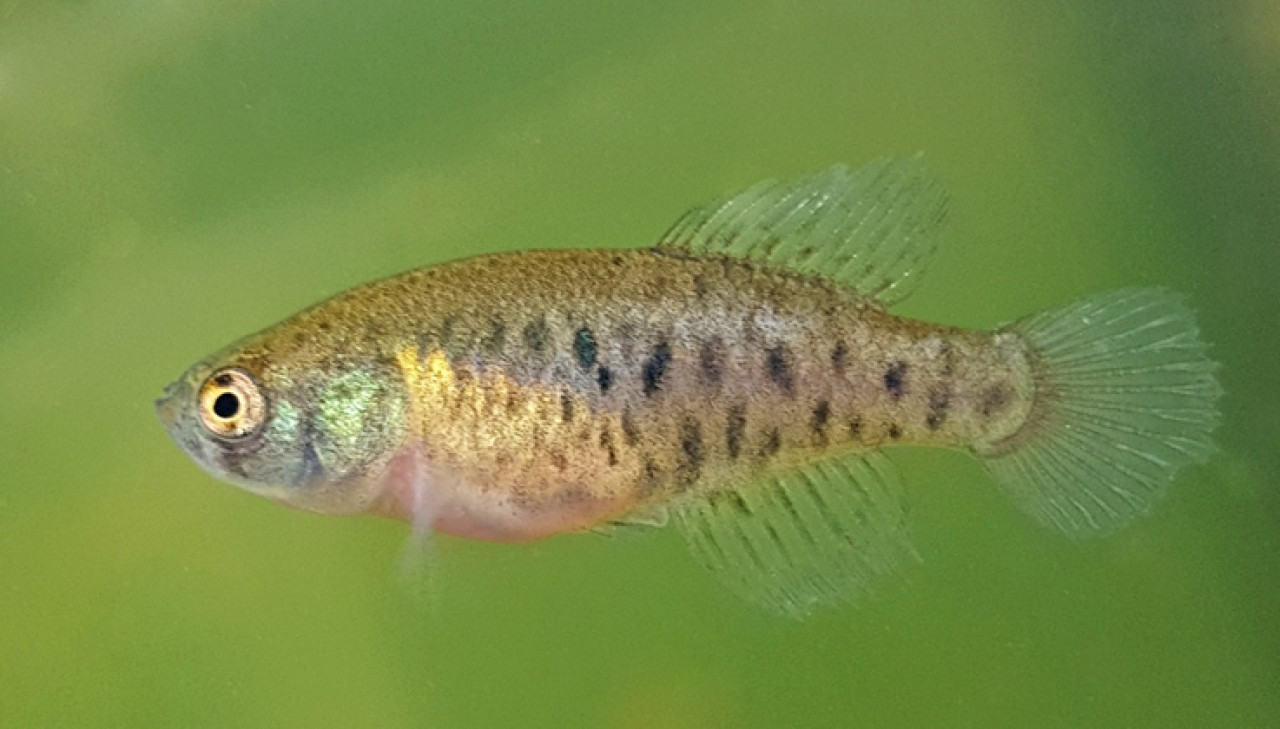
[213,392,241,419]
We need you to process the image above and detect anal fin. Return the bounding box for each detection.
[673,450,916,619]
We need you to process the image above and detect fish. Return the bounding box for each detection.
[155,156,1221,618]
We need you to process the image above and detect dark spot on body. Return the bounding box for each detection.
[810,400,831,446]
[888,424,902,440]
[766,346,794,394]
[621,408,641,446]
[831,341,848,374]
[982,383,1011,416]
[726,404,747,460]
[884,361,908,401]
[561,392,575,423]
[849,415,863,439]
[596,366,614,394]
[573,327,597,369]
[677,418,703,489]
[523,318,549,354]
[762,427,782,457]
[642,342,672,396]
[926,388,950,430]
[551,450,568,472]
[699,338,723,385]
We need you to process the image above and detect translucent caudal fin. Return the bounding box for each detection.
[974,288,1221,537]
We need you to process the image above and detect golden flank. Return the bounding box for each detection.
[157,157,1220,617]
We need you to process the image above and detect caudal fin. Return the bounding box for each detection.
[974,288,1221,537]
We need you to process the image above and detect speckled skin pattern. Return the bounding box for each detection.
[158,248,1033,541]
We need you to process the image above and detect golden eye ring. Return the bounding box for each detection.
[197,368,266,439]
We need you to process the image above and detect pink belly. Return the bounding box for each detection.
[367,446,630,542]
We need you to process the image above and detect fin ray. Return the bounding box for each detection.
[975,288,1221,537]
[658,156,948,304]
[673,450,916,619]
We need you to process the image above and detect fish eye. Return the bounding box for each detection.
[198,368,266,439]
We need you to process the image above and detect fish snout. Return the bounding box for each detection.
[154,382,183,429]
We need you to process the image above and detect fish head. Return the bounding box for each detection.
[156,341,409,515]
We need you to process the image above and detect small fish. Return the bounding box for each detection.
[156,157,1220,618]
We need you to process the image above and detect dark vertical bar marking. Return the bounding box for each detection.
[599,425,618,467]
[523,317,549,354]
[573,327,597,369]
[642,342,673,396]
[639,454,661,496]
[981,383,1011,417]
[884,361,907,401]
[560,392,575,423]
[677,417,704,488]
[831,341,849,374]
[766,346,794,394]
[481,318,506,357]
[621,407,641,446]
[926,388,950,430]
[693,274,710,299]
[726,403,747,460]
[699,338,723,385]
[551,450,568,472]
[596,366,614,394]
[438,315,459,349]
[810,400,831,446]
[762,427,782,457]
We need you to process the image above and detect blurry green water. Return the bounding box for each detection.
[2,0,1278,726]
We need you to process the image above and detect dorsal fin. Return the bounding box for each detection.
[657,156,948,305]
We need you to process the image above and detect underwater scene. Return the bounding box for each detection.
[2,1,1278,727]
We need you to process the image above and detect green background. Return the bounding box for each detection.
[2,1,1277,726]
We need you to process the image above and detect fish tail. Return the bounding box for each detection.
[973,288,1221,536]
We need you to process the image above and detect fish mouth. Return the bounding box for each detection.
[154,381,182,430]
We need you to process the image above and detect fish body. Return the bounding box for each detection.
[157,158,1220,617]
